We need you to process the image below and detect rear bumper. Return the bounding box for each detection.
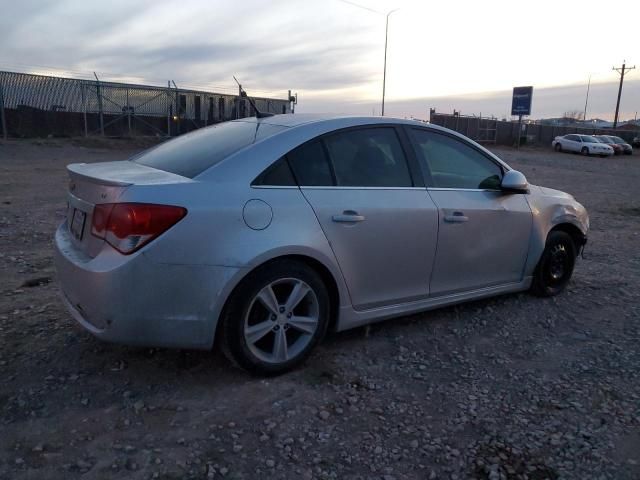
[54,223,243,350]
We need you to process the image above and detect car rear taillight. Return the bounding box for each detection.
[91,203,187,254]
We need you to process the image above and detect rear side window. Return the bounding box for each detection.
[252,158,296,186]
[287,141,334,186]
[132,121,287,178]
[323,127,413,187]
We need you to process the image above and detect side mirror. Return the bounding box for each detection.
[501,170,529,193]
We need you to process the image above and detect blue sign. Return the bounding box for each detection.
[511,86,533,116]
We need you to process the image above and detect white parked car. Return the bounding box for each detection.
[552,134,614,157]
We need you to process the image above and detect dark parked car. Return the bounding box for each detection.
[603,135,633,155]
[594,135,624,155]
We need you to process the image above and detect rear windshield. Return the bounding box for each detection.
[132,120,287,178]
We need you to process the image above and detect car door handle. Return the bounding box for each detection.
[332,210,365,223]
[444,211,469,223]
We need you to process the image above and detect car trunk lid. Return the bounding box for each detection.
[65,161,191,258]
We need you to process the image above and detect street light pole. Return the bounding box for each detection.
[381,8,399,117]
[583,74,591,122]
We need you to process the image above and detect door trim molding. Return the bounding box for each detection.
[336,277,532,332]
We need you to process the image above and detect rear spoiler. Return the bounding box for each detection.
[67,161,192,186]
[67,163,133,187]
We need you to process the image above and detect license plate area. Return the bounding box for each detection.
[70,208,87,241]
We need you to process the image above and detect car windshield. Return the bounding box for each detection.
[581,136,599,143]
[132,120,287,178]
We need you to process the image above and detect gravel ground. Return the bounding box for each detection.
[0,138,639,480]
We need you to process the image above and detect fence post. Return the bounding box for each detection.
[81,82,88,137]
[167,82,172,137]
[126,87,132,137]
[0,82,7,140]
[173,81,180,135]
[94,72,105,136]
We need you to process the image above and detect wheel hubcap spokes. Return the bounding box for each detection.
[547,244,568,282]
[244,278,319,364]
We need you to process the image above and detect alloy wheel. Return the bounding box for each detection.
[243,278,319,364]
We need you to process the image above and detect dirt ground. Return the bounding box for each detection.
[0,138,639,480]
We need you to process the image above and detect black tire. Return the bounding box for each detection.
[554,143,562,152]
[220,259,330,375]
[581,147,589,156]
[530,231,577,297]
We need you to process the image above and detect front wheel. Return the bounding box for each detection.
[220,260,330,375]
[530,231,577,297]
[554,143,562,152]
[581,147,589,156]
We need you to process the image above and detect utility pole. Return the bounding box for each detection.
[612,61,635,128]
[381,8,399,116]
[583,75,591,122]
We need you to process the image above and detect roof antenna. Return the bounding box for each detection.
[233,76,275,118]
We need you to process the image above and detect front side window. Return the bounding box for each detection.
[409,129,503,190]
[323,128,413,187]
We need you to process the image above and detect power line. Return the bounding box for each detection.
[612,61,635,128]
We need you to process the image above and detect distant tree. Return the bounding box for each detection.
[562,110,584,121]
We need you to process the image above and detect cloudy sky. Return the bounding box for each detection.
[1,0,639,120]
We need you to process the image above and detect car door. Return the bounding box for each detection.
[288,126,439,310]
[407,128,532,296]
[566,134,581,152]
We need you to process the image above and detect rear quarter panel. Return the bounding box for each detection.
[117,180,350,314]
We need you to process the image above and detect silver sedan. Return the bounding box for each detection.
[55,115,589,374]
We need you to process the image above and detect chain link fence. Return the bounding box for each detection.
[0,71,291,139]
[429,110,638,146]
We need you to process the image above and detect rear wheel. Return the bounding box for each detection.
[530,231,576,297]
[554,143,562,152]
[581,147,589,156]
[220,260,329,375]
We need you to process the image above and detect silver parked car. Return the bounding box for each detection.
[55,115,589,374]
